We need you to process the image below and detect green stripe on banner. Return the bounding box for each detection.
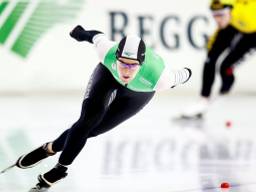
[0,2,29,44]
[12,1,57,57]
[12,0,86,57]
[0,1,9,16]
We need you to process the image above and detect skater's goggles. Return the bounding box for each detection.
[117,59,141,69]
[211,8,230,17]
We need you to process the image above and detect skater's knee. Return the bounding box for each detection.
[46,142,56,154]
[220,62,234,76]
[70,120,89,135]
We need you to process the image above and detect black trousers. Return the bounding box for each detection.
[201,25,256,97]
[51,64,155,165]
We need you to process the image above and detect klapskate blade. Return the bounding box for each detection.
[0,164,15,174]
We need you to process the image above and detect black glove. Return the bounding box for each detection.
[69,25,103,43]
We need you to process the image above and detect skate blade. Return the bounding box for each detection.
[171,114,205,129]
[29,188,45,192]
[28,187,42,192]
[29,185,49,192]
[0,164,16,174]
[173,113,203,121]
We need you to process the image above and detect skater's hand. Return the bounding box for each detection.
[70,25,103,43]
[70,25,88,42]
[170,67,192,88]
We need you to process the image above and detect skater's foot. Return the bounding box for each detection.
[176,97,210,120]
[29,163,68,192]
[16,142,56,169]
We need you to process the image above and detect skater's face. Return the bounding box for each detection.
[117,57,141,84]
[212,9,231,29]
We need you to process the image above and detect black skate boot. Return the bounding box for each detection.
[29,163,68,192]
[1,143,56,174]
[16,142,56,169]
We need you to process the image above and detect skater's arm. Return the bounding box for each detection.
[154,66,192,91]
[70,25,115,62]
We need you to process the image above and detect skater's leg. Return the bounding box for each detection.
[219,34,256,94]
[88,88,155,138]
[51,129,70,152]
[30,64,117,190]
[30,89,154,191]
[201,25,238,97]
[178,26,239,119]
[57,65,118,165]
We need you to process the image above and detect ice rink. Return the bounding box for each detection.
[1,0,256,191]
[0,93,256,192]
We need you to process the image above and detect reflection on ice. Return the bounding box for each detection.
[0,95,256,192]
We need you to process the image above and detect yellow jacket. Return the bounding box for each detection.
[230,0,256,33]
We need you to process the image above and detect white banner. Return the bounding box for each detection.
[0,0,255,94]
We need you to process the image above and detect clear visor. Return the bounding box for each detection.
[212,8,231,16]
[117,59,140,69]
